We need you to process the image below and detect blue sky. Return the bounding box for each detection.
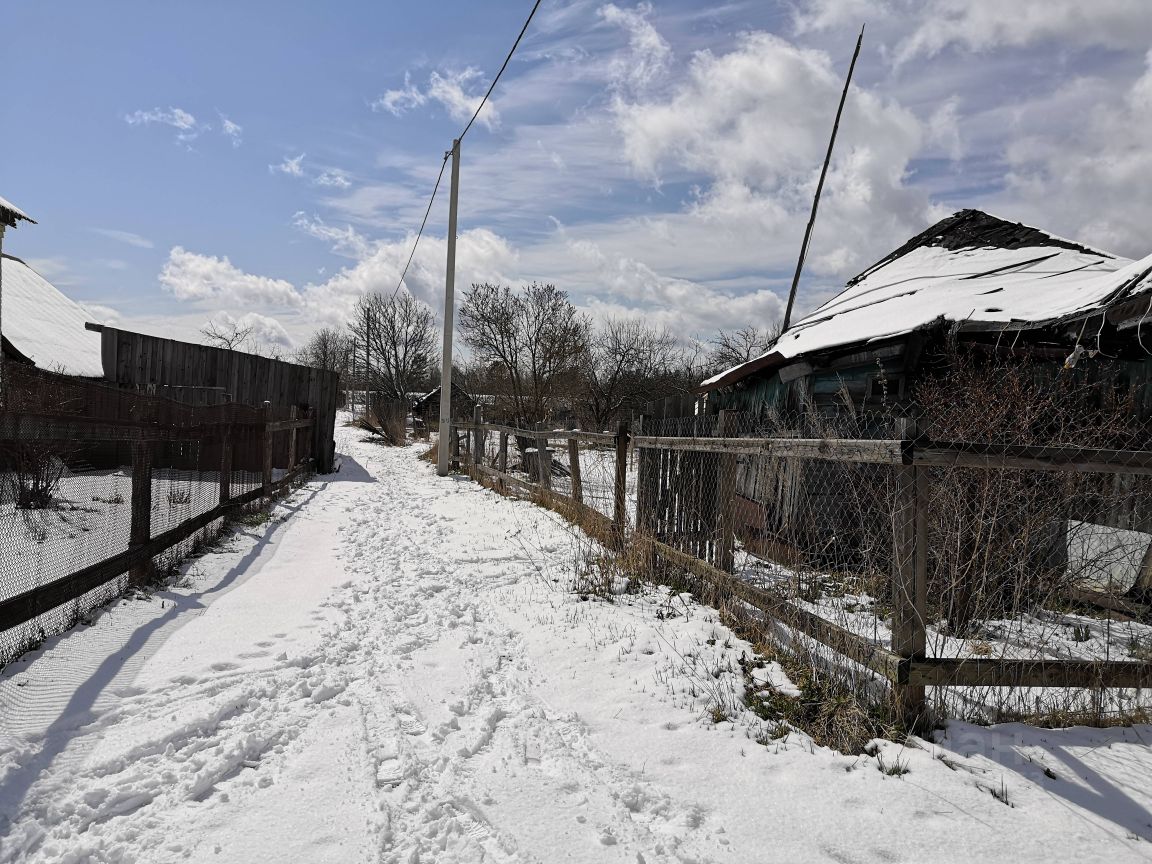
[3,0,1152,353]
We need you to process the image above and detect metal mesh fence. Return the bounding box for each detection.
[0,362,315,666]
[636,392,1152,724]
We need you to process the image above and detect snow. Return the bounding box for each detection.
[0,196,34,226]
[702,239,1152,389]
[0,254,103,377]
[1,420,1151,862]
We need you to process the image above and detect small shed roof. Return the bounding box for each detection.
[1,254,104,377]
[702,210,1152,391]
[0,195,35,229]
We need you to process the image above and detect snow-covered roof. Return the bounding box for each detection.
[702,210,1152,390]
[1,254,104,377]
[0,194,35,228]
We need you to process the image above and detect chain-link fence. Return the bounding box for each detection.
[451,369,1152,727]
[0,362,315,666]
[635,391,1152,726]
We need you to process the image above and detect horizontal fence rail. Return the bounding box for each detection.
[0,362,316,662]
[450,408,1152,729]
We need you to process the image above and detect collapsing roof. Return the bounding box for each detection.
[1,254,104,377]
[702,210,1152,391]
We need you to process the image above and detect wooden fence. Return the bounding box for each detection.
[0,363,313,638]
[88,324,339,471]
[452,410,1152,729]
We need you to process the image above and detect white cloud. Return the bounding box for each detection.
[219,113,243,147]
[80,303,122,325]
[300,227,517,327]
[125,106,197,131]
[926,96,964,162]
[610,32,929,277]
[292,212,371,259]
[314,169,352,189]
[597,3,672,92]
[269,153,306,177]
[996,51,1152,257]
[896,0,1152,61]
[25,257,77,286]
[372,68,499,130]
[372,71,427,116]
[89,228,154,249]
[205,310,295,349]
[159,246,301,307]
[125,106,204,143]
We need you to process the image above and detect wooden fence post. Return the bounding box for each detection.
[892,417,929,731]
[288,405,299,469]
[536,422,552,491]
[449,419,460,471]
[129,437,154,586]
[219,424,233,505]
[716,409,736,572]
[613,419,630,546]
[261,401,273,497]
[568,436,583,505]
[472,404,483,467]
[498,430,509,493]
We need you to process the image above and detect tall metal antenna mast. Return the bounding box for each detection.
[781,24,865,332]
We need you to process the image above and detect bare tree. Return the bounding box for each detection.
[349,291,438,402]
[708,324,781,373]
[582,318,681,430]
[458,282,588,424]
[295,327,353,375]
[200,319,255,352]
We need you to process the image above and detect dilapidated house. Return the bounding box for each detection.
[701,209,1152,426]
[696,210,1152,606]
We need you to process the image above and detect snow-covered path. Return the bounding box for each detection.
[2,426,1151,863]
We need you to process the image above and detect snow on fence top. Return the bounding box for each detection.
[1,253,104,377]
[702,209,1152,390]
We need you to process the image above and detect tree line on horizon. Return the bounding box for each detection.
[291,283,781,428]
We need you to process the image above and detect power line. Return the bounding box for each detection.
[389,151,450,298]
[458,0,543,142]
[391,0,542,299]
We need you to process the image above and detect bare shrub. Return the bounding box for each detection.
[915,345,1149,635]
[4,443,67,510]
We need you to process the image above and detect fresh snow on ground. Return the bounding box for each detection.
[1,422,1151,863]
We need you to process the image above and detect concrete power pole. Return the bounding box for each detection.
[436,139,462,477]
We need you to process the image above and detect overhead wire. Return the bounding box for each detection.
[387,0,542,299]
[458,0,543,143]
[388,152,450,299]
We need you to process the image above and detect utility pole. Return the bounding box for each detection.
[782,24,864,332]
[437,139,462,477]
[364,304,372,417]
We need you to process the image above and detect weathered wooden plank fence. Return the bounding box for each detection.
[87,324,339,471]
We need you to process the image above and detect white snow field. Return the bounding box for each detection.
[1,423,1151,863]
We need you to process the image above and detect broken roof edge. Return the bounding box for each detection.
[846,209,1116,288]
[0,195,36,228]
